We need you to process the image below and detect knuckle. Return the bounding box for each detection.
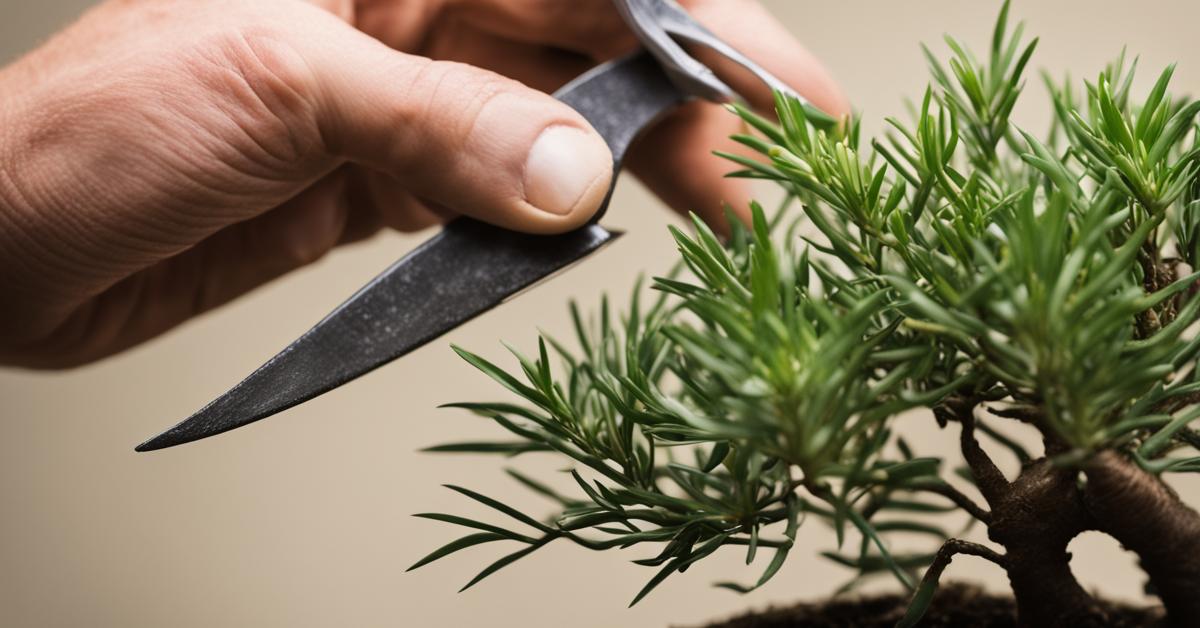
[400,59,517,158]
[451,77,512,146]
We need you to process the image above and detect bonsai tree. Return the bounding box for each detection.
[410,4,1200,626]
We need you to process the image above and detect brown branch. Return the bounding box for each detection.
[985,398,1081,455]
[985,404,1067,451]
[979,403,1046,427]
[919,539,1008,587]
[986,405,1041,424]
[953,400,1010,507]
[1085,450,1200,624]
[934,396,1010,506]
[1137,245,1184,338]
[900,539,1009,628]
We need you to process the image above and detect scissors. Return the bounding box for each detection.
[136,0,806,452]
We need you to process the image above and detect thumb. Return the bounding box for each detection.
[299,23,614,234]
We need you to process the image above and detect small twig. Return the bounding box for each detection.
[896,539,1009,628]
[918,538,1009,589]
[986,404,1042,425]
[948,398,1011,507]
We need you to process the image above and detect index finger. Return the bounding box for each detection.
[444,0,639,59]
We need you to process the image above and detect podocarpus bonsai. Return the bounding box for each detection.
[410,4,1200,626]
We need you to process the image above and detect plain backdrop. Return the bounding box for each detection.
[4,1,1200,627]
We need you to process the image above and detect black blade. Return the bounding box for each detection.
[136,220,620,451]
[135,51,685,451]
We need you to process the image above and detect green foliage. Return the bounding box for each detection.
[412,0,1200,616]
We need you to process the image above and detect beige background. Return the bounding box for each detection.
[3,1,1200,627]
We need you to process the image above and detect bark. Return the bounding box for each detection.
[988,459,1106,627]
[947,400,1105,626]
[1085,450,1200,627]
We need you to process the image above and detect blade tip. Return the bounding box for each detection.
[133,428,190,453]
[133,435,167,453]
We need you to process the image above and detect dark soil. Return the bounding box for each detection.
[696,583,1164,628]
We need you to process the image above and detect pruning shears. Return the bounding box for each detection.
[136,0,807,451]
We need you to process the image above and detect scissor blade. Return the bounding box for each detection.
[135,219,619,451]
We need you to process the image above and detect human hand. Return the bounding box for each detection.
[0,0,846,368]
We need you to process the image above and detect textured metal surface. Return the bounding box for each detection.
[556,51,687,221]
[135,52,687,451]
[615,0,734,101]
[136,221,619,451]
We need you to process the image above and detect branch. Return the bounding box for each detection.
[939,397,1010,506]
[917,538,1008,590]
[986,404,1074,455]
[985,404,1041,424]
[896,538,1009,628]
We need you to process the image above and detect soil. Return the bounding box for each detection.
[695,583,1164,628]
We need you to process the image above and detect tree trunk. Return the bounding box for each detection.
[1085,450,1200,627]
[988,459,1106,627]
[946,402,1105,626]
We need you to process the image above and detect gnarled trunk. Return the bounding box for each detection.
[989,459,1105,627]
[1085,450,1200,627]
[943,401,1106,626]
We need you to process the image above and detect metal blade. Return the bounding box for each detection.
[136,220,619,451]
[135,51,686,451]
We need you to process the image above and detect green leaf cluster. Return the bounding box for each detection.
[411,0,1200,613]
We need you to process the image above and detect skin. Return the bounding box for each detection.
[0,0,847,368]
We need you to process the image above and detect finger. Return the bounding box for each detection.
[305,0,356,23]
[415,25,753,231]
[348,0,438,52]
[421,21,591,93]
[345,168,446,234]
[438,0,848,115]
[683,0,849,117]
[297,19,614,233]
[164,172,353,318]
[626,101,754,232]
[8,173,352,367]
[413,15,757,232]
[443,0,637,60]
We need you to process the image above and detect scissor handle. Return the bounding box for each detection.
[614,0,810,107]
